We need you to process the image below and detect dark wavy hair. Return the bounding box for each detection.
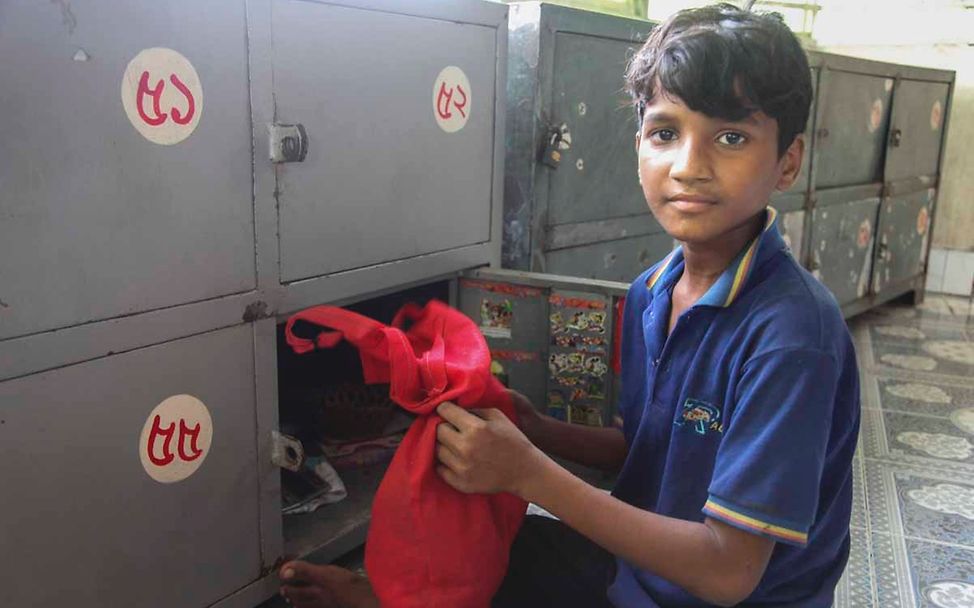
[626,3,812,157]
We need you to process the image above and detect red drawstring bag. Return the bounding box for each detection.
[285,300,527,607]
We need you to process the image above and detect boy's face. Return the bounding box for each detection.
[636,92,803,246]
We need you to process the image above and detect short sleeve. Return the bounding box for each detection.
[703,348,839,547]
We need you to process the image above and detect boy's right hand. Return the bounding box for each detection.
[508,389,546,442]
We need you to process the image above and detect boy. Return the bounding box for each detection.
[278,3,860,606]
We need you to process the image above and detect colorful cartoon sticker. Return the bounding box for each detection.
[461,279,541,298]
[868,98,884,134]
[548,295,606,310]
[917,207,929,236]
[857,219,872,249]
[121,48,203,145]
[139,394,213,483]
[931,100,943,131]
[433,66,471,133]
[490,350,540,362]
[568,405,603,427]
[480,299,513,339]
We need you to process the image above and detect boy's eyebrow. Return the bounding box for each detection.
[642,110,762,127]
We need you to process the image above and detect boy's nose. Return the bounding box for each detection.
[669,139,712,183]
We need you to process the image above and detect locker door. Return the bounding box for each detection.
[814,71,893,189]
[0,325,260,607]
[872,189,934,295]
[808,191,882,305]
[884,80,950,182]
[0,0,256,340]
[272,0,499,283]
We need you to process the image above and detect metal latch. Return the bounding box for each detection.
[269,123,309,163]
[270,430,305,472]
[540,123,572,169]
[889,128,903,148]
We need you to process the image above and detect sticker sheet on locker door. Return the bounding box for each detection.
[0,0,255,340]
[0,324,260,607]
[272,1,499,282]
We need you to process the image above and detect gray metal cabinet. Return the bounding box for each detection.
[812,68,894,189]
[807,186,882,306]
[503,2,657,280]
[872,188,935,295]
[0,0,256,341]
[0,325,261,608]
[271,0,502,283]
[885,80,950,183]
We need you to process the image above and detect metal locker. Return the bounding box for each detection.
[884,80,950,182]
[545,232,675,283]
[503,2,657,279]
[813,68,893,189]
[0,0,256,341]
[271,0,504,283]
[872,188,935,295]
[0,325,261,608]
[807,186,882,305]
[778,208,806,265]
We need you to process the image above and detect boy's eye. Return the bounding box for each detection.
[649,128,677,143]
[717,132,747,146]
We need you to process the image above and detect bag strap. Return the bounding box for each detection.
[284,306,385,354]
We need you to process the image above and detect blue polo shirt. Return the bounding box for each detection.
[607,208,860,607]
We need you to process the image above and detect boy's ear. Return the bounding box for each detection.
[774,134,805,191]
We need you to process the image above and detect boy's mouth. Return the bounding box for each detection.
[667,193,717,212]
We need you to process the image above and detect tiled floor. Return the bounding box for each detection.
[834,294,974,608]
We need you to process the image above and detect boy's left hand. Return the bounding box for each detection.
[435,401,546,499]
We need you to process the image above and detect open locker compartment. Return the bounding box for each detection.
[273,280,450,564]
[270,267,629,567]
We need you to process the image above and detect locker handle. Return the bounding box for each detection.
[269,123,309,163]
[890,128,902,148]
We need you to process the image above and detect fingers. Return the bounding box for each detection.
[436,464,469,493]
[470,407,507,422]
[436,401,480,430]
[436,418,464,452]
[436,443,464,472]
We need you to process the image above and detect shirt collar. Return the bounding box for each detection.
[646,207,784,308]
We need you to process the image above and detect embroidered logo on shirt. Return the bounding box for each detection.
[675,399,723,435]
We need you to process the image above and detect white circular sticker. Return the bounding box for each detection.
[121,48,203,145]
[433,66,471,133]
[868,98,884,133]
[140,394,213,483]
[931,100,943,131]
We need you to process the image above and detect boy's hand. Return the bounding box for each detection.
[435,401,548,498]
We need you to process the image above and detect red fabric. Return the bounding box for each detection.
[285,300,527,607]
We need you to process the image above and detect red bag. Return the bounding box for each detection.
[285,300,527,607]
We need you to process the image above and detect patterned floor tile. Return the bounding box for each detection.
[869,340,974,382]
[863,458,974,546]
[903,538,974,608]
[865,410,974,469]
[870,374,974,419]
[869,323,968,347]
[834,526,876,608]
